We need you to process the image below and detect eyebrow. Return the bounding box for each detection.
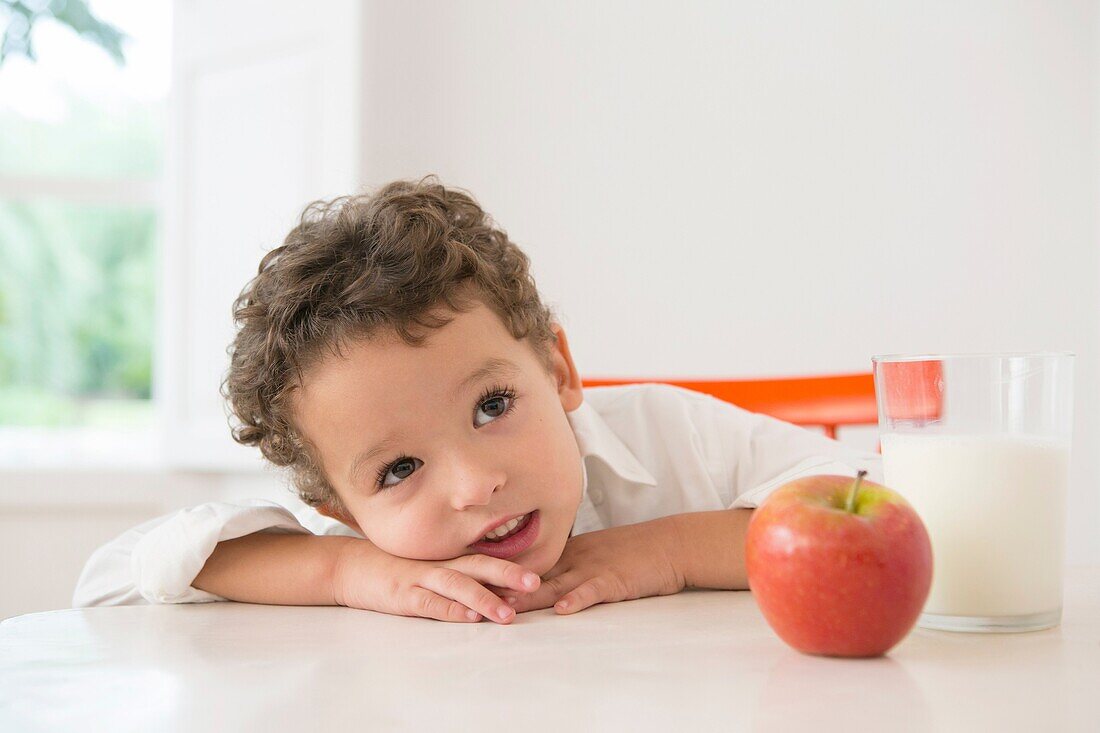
[346,357,521,486]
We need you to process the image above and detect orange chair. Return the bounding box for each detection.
[582,373,879,441]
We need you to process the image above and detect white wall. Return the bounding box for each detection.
[358,0,1099,564]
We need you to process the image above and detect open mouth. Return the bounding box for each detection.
[480,512,532,542]
[469,510,540,559]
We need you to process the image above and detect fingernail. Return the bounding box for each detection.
[497,606,513,620]
[466,610,479,621]
[522,573,539,589]
[556,600,570,611]
[504,596,517,605]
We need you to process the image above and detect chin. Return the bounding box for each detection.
[530,537,569,574]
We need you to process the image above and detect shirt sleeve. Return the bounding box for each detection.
[72,498,358,607]
[697,395,883,510]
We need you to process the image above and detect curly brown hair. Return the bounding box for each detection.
[223,175,558,512]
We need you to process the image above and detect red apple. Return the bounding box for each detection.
[745,471,932,658]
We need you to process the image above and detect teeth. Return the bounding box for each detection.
[482,513,529,542]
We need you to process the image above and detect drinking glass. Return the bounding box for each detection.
[872,352,1074,632]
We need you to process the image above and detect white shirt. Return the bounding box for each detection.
[72,384,883,607]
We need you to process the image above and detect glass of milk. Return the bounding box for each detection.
[872,352,1074,633]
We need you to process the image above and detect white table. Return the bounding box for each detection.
[2,566,1098,732]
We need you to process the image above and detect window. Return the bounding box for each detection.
[0,1,170,466]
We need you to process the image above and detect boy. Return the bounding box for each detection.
[74,176,882,625]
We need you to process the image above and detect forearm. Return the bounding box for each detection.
[193,532,367,606]
[669,509,754,590]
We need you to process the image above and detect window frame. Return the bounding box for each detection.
[0,171,165,470]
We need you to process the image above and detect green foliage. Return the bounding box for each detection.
[1,0,127,67]
[0,201,156,407]
[0,2,160,427]
[0,97,161,424]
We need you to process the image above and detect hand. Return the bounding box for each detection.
[504,519,686,616]
[332,540,541,624]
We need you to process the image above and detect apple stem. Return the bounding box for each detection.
[845,470,868,513]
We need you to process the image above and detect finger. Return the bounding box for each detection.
[506,593,550,614]
[450,554,541,594]
[555,577,608,615]
[405,586,483,623]
[419,568,516,625]
[508,573,572,614]
[539,563,570,582]
[483,585,518,606]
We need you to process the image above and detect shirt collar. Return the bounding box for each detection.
[566,399,658,488]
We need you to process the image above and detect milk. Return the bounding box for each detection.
[881,432,1069,617]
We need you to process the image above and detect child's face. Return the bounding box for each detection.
[292,300,586,575]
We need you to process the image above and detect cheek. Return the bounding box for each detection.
[364,506,458,561]
[537,413,584,495]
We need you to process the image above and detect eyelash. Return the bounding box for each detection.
[372,383,519,490]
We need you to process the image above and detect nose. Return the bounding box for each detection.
[442,446,506,511]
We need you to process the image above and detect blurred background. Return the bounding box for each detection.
[0,0,1096,620]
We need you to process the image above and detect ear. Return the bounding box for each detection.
[315,501,364,536]
[549,322,584,412]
